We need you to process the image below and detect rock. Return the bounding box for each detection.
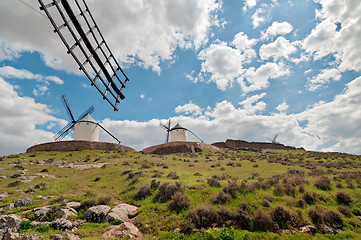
[50,218,73,231]
[50,233,80,240]
[2,231,20,240]
[30,221,51,228]
[280,229,293,234]
[0,192,9,200]
[33,207,51,221]
[19,234,40,240]
[300,225,317,234]
[102,222,143,239]
[335,229,344,234]
[6,203,14,211]
[14,197,32,207]
[84,205,111,223]
[356,216,361,221]
[0,214,22,231]
[61,207,77,219]
[105,203,138,222]
[66,202,81,209]
[321,225,335,234]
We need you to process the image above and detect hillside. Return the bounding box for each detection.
[1,148,361,239]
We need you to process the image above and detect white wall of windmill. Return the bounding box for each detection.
[73,122,99,141]
[170,129,188,142]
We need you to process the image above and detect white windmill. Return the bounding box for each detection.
[54,95,121,143]
[160,119,203,143]
[267,134,280,144]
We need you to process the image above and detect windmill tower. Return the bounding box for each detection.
[160,119,203,143]
[54,95,121,144]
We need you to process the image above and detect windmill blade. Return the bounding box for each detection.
[273,134,278,142]
[167,119,171,129]
[187,129,203,143]
[61,95,75,122]
[160,123,170,131]
[267,137,272,142]
[54,122,75,141]
[77,105,95,121]
[97,123,121,144]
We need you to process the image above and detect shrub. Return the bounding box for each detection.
[308,207,324,226]
[79,199,97,210]
[34,183,48,191]
[338,206,351,218]
[207,177,220,187]
[222,180,240,198]
[336,190,352,205]
[314,176,331,190]
[186,206,220,229]
[271,205,292,229]
[135,185,152,199]
[211,191,231,204]
[253,209,274,232]
[45,206,63,222]
[169,192,190,212]
[167,171,179,180]
[156,182,182,202]
[97,196,112,205]
[7,180,21,187]
[303,191,317,205]
[18,221,32,232]
[25,211,36,221]
[324,210,343,229]
[150,179,160,190]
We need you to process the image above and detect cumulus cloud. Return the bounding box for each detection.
[175,101,203,116]
[243,0,257,12]
[307,68,341,91]
[303,0,361,72]
[259,36,297,60]
[239,93,267,114]
[0,77,63,155]
[238,62,290,93]
[251,8,266,28]
[0,0,222,74]
[195,32,257,90]
[276,100,289,113]
[261,21,293,39]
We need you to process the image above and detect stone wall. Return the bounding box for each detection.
[26,141,136,153]
[212,139,304,151]
[143,142,220,154]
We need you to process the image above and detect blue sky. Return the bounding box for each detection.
[1,0,361,155]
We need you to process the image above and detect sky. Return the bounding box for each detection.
[1,0,361,156]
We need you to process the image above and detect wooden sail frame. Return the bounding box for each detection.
[38,0,129,111]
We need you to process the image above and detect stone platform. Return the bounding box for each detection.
[142,141,219,154]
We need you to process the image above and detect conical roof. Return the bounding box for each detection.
[171,123,187,130]
[78,114,96,123]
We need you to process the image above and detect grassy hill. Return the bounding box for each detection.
[1,148,361,239]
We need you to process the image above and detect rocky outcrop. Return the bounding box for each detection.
[102,222,143,239]
[143,142,220,154]
[26,141,136,153]
[212,139,304,151]
[0,215,22,239]
[105,203,138,222]
[84,205,111,223]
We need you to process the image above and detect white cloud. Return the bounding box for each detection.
[307,68,341,91]
[0,0,222,74]
[33,85,49,96]
[259,36,297,60]
[303,0,361,72]
[0,77,63,155]
[140,94,145,99]
[238,62,290,93]
[276,100,289,113]
[45,76,64,85]
[243,0,257,12]
[196,32,257,91]
[239,93,267,114]
[251,8,266,28]
[0,66,41,80]
[262,21,293,39]
[175,101,203,116]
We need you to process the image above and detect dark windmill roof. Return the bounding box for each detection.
[171,123,187,131]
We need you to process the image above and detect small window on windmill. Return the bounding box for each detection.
[38,0,130,111]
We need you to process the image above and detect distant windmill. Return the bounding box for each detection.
[267,134,279,144]
[54,95,121,144]
[160,119,203,143]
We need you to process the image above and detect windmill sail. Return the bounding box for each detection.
[38,0,129,111]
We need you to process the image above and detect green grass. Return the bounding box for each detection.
[1,149,361,239]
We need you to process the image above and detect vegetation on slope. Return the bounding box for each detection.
[1,148,361,239]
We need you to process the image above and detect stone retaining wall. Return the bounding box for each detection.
[143,142,220,154]
[212,139,304,151]
[26,141,136,153]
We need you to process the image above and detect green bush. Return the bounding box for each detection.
[18,221,32,232]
